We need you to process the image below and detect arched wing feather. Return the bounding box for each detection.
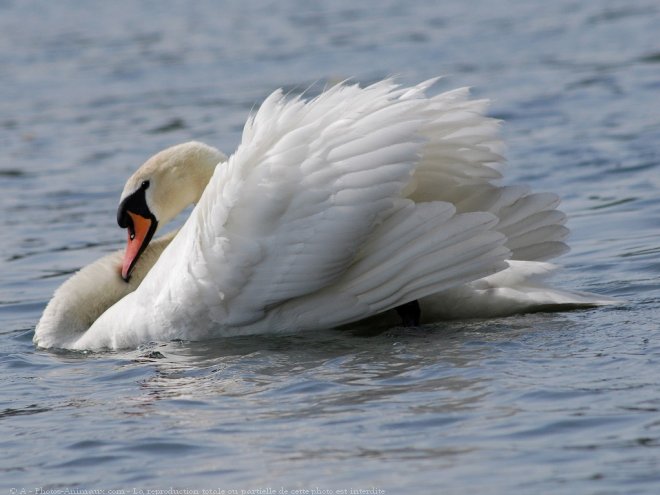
[188,81,430,326]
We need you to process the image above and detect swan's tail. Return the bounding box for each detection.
[419,260,619,320]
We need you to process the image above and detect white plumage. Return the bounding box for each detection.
[34,78,614,350]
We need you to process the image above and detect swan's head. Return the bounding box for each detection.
[117,141,226,281]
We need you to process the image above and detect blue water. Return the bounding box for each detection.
[2,0,660,493]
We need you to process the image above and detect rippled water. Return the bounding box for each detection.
[2,0,660,493]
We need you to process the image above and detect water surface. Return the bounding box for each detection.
[1,1,660,493]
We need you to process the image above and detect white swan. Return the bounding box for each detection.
[34,78,613,350]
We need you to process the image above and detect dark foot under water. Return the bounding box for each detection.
[394,300,421,327]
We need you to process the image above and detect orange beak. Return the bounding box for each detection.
[121,211,154,281]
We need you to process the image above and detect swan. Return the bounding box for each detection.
[34,78,613,350]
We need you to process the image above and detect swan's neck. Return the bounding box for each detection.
[33,231,176,348]
[35,142,227,349]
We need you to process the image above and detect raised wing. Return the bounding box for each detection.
[127,79,569,336]
[400,82,569,261]
[186,80,431,326]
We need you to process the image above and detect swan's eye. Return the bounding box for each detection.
[141,180,150,190]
